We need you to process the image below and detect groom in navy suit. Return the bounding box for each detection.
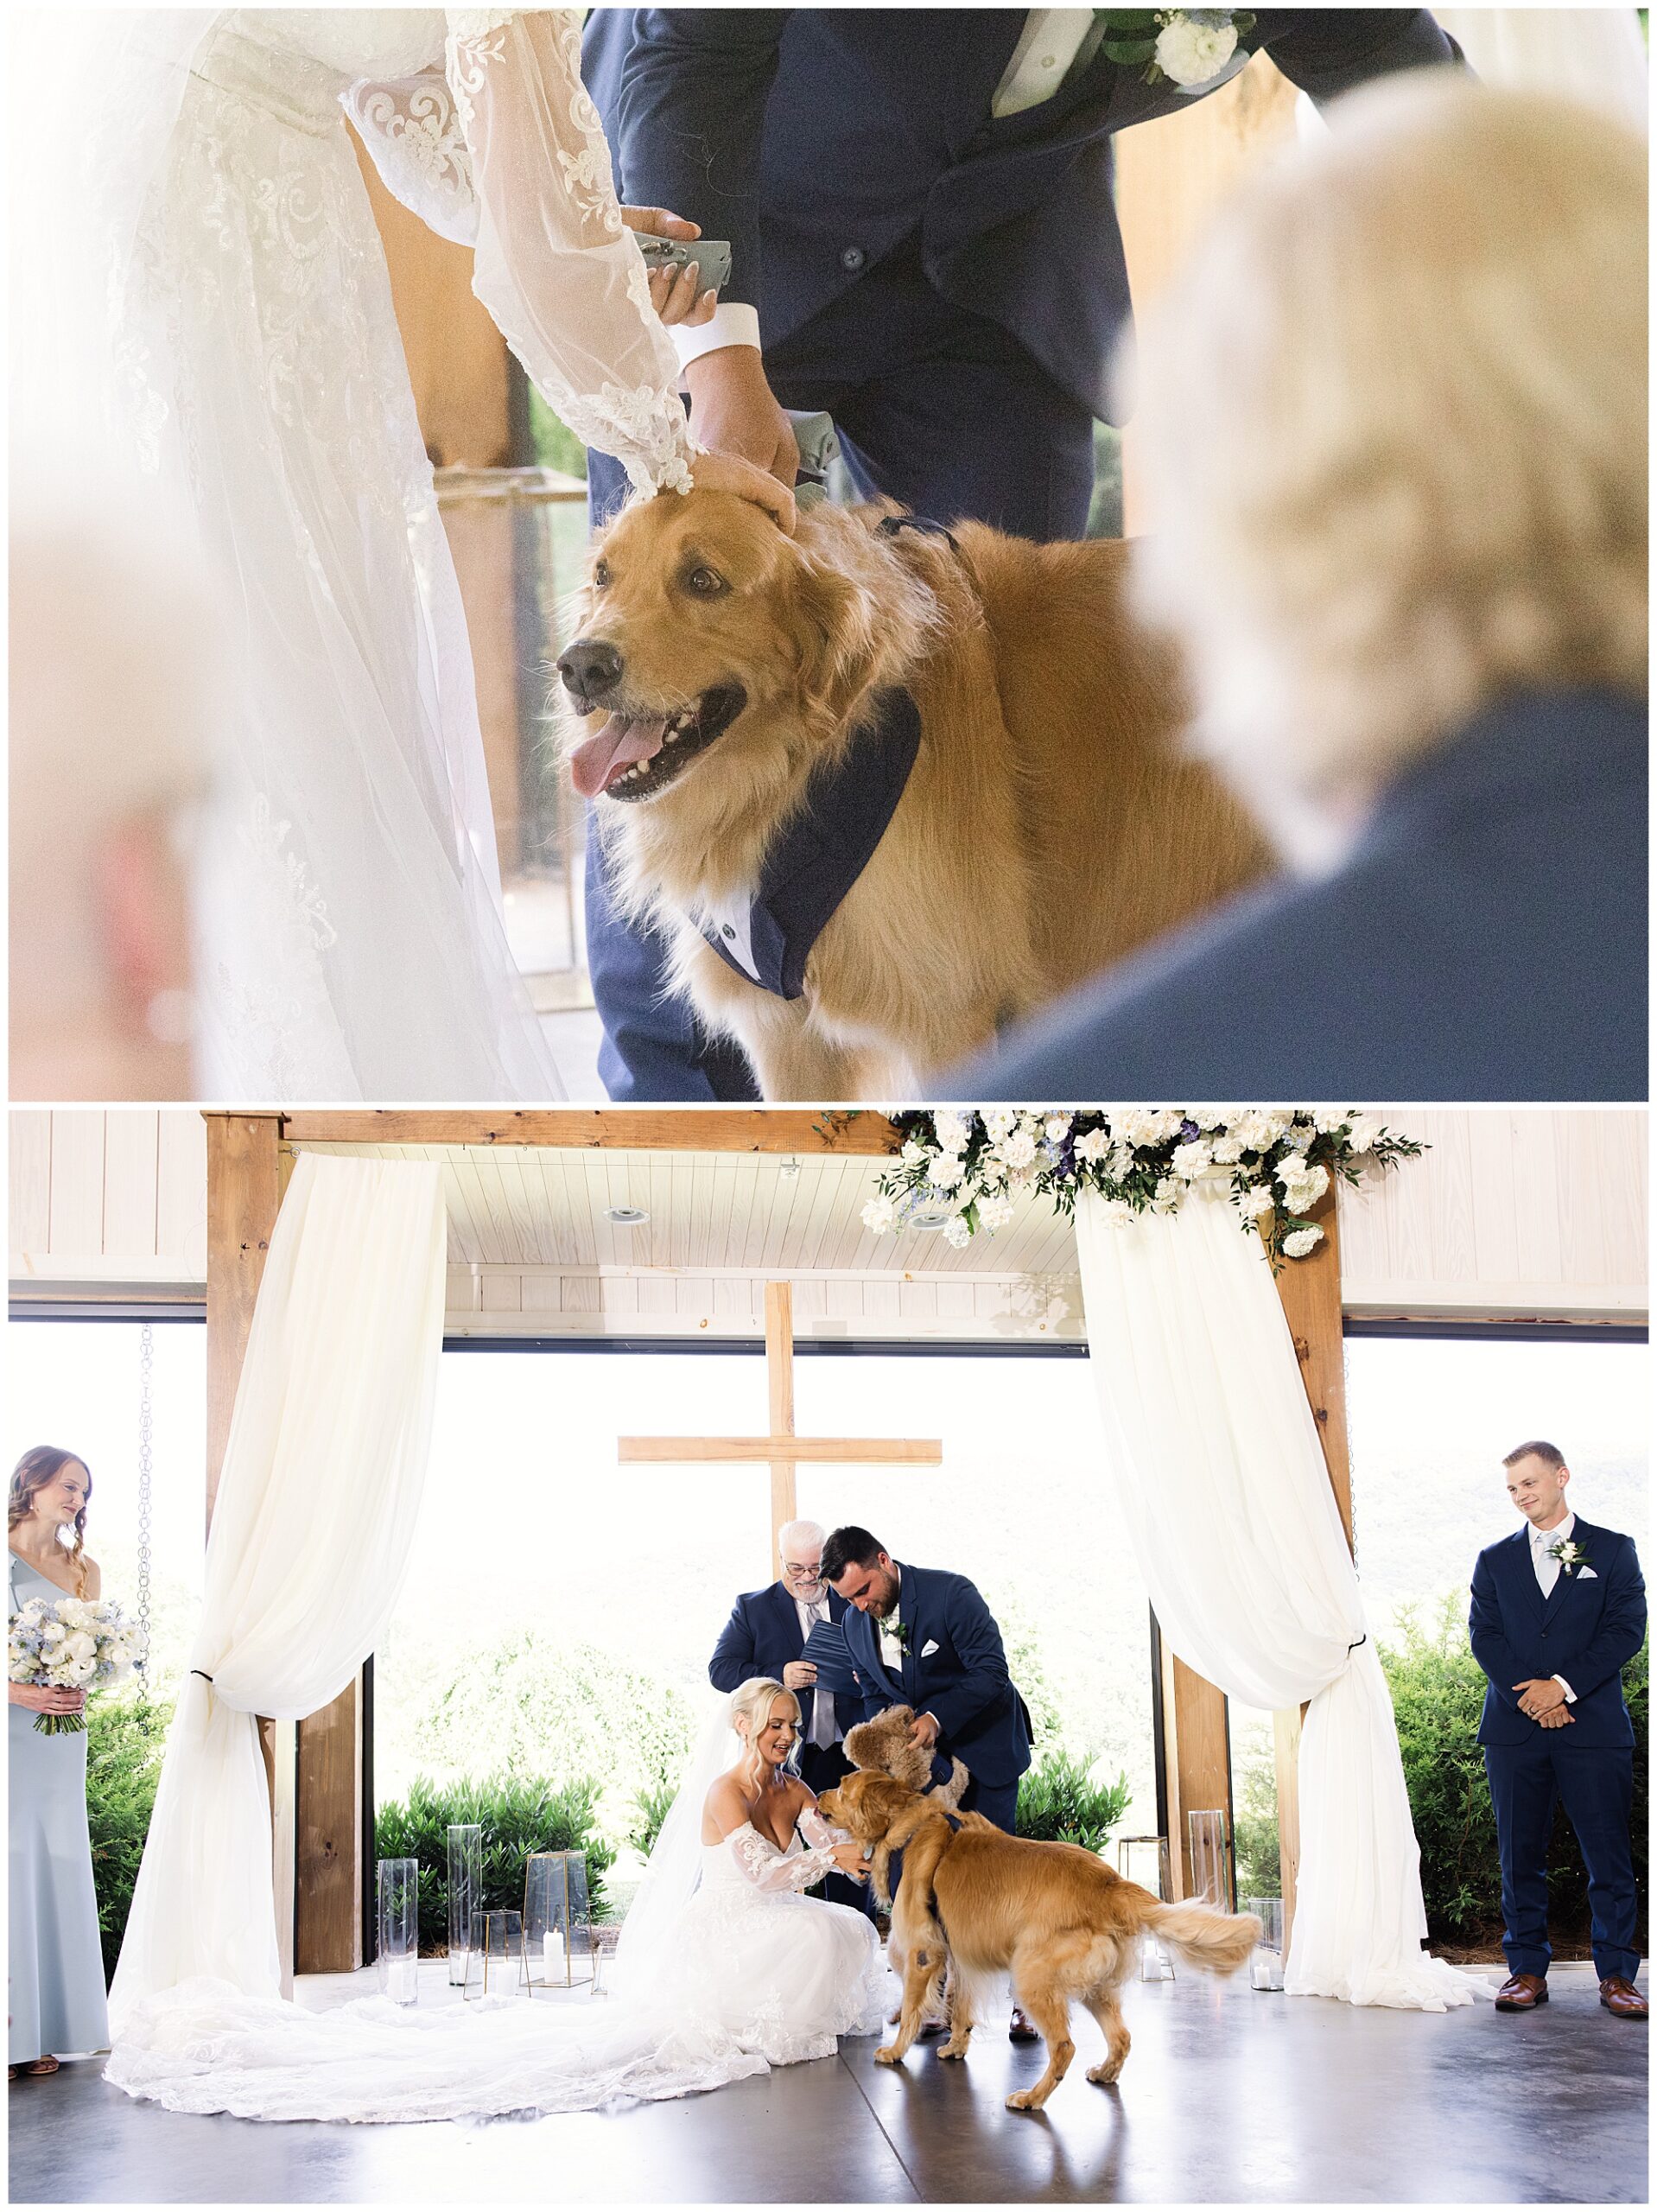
[580,7,1463,1100]
[1470,1440,1647,2018]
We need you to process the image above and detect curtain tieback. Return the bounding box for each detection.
[1347,1635,1367,1654]
[191,1669,214,1684]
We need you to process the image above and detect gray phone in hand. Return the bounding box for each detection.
[636,235,733,299]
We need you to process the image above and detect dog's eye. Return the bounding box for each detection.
[686,566,727,598]
[592,558,612,589]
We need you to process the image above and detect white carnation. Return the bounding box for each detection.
[1155,12,1239,87]
[1347,1116,1382,1154]
[1240,1185,1276,1220]
[1153,1177,1179,1208]
[1171,1140,1212,1179]
[978,1195,1016,1231]
[984,1110,1017,1141]
[1044,1114,1073,1142]
[861,1194,899,1234]
[1210,1135,1242,1165]
[927,1153,966,1190]
[899,1140,928,1168]
[933,1109,972,1155]
[1282,1226,1325,1259]
[1072,1129,1112,1164]
[999,1129,1038,1170]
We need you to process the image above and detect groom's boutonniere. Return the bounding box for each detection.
[879,1616,911,1660]
[1098,10,1256,91]
[1547,1536,1593,1579]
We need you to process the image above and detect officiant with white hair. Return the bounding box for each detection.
[709,1519,870,1910]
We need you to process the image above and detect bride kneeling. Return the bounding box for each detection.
[653,1676,885,2063]
[105,1680,886,2124]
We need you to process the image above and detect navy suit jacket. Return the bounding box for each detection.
[583,9,1457,419]
[840,1563,1033,1789]
[947,688,1648,1103]
[1470,1518,1645,1750]
[708,1580,862,1736]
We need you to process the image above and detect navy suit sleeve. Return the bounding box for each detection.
[1257,10,1461,101]
[924,1580,1015,1744]
[709,1597,759,1694]
[611,10,789,321]
[1562,1538,1647,1703]
[1469,1552,1527,1713]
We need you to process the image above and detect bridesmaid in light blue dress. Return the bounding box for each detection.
[9,1448,110,2078]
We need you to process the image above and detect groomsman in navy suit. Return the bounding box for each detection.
[579,6,1463,1099]
[1470,1440,1647,2018]
[708,1517,869,1910]
[822,1522,1037,2036]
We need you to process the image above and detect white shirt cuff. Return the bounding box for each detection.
[1552,1675,1577,1702]
[672,302,762,373]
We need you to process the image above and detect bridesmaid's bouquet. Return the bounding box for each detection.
[8,1595,147,1733]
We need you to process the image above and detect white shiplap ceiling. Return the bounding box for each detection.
[289,1142,1080,1278]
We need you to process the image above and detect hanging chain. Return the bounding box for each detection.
[136,1323,155,1698]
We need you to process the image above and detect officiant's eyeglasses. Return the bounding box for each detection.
[783,1560,823,1580]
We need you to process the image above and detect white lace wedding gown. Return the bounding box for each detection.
[103,1812,887,2123]
[26,10,694,1099]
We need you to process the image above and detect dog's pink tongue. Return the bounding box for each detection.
[569,715,668,798]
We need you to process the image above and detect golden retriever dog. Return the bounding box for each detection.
[819,1770,1260,2112]
[840,1705,970,1909]
[560,492,1267,1099]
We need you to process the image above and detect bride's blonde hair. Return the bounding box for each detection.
[729,1678,801,1781]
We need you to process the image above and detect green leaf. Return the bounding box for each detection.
[1101,38,1159,64]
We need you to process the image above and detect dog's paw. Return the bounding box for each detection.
[1086,2062,1124,2087]
[1005,2088,1049,2113]
[936,2037,972,2061]
[874,2044,905,2067]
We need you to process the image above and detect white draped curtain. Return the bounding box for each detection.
[1074,1183,1489,2010]
[109,1154,448,2028]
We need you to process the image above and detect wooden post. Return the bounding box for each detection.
[765,1281,797,1580]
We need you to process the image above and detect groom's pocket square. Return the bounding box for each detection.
[922,1639,941,1656]
[1578,1567,1598,1580]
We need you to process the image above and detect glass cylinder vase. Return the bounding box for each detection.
[447,1823,482,1989]
[1116,1834,1176,1981]
[1187,1808,1233,1910]
[376,1857,419,2005]
[1244,1896,1286,1991]
[481,1910,527,1998]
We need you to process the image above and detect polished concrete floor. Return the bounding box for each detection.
[9,1962,1645,2204]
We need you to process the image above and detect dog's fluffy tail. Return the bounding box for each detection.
[1145,1900,1261,1978]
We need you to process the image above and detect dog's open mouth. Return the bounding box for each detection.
[568,683,748,803]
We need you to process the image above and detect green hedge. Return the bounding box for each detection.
[375,1772,617,1955]
[86,1693,173,1984]
[1378,1597,1647,1950]
[1016,1748,1131,1853]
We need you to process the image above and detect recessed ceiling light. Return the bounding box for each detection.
[779,1157,801,1180]
[604,1205,650,1226]
[909,1211,952,1231]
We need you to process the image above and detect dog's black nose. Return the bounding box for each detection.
[558,639,623,698]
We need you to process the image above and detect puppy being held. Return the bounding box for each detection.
[841,1704,971,1910]
[818,1770,1260,2112]
[561,491,1266,1101]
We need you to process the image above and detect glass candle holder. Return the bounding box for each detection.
[481,1909,527,1998]
[1187,1808,1232,1910]
[524,1850,592,1991]
[376,1857,419,2005]
[1244,1895,1286,1991]
[1117,1834,1176,1981]
[448,1823,482,1990]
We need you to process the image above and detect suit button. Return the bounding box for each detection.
[840,245,867,273]
[721,923,735,940]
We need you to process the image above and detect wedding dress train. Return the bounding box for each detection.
[104,1814,887,2123]
[22,10,695,1099]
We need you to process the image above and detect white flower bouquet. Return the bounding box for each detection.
[862,1109,1424,1269]
[8,1593,147,1734]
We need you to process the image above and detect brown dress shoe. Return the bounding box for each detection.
[1008,2008,1041,2044]
[1600,1978,1648,2018]
[1495,1973,1548,2011]
[914,2018,949,2040]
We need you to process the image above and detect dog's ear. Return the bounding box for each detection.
[793,550,880,726]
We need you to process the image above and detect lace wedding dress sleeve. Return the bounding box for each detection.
[727,1823,842,1895]
[798,1807,855,1852]
[431,10,695,496]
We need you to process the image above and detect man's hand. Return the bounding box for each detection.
[1536,1705,1575,1730]
[908,1712,940,1751]
[782,1660,817,1693]
[619,206,718,327]
[1514,1678,1567,1719]
[684,347,798,486]
[828,1841,869,1879]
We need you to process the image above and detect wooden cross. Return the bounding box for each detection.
[617,1281,942,1576]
